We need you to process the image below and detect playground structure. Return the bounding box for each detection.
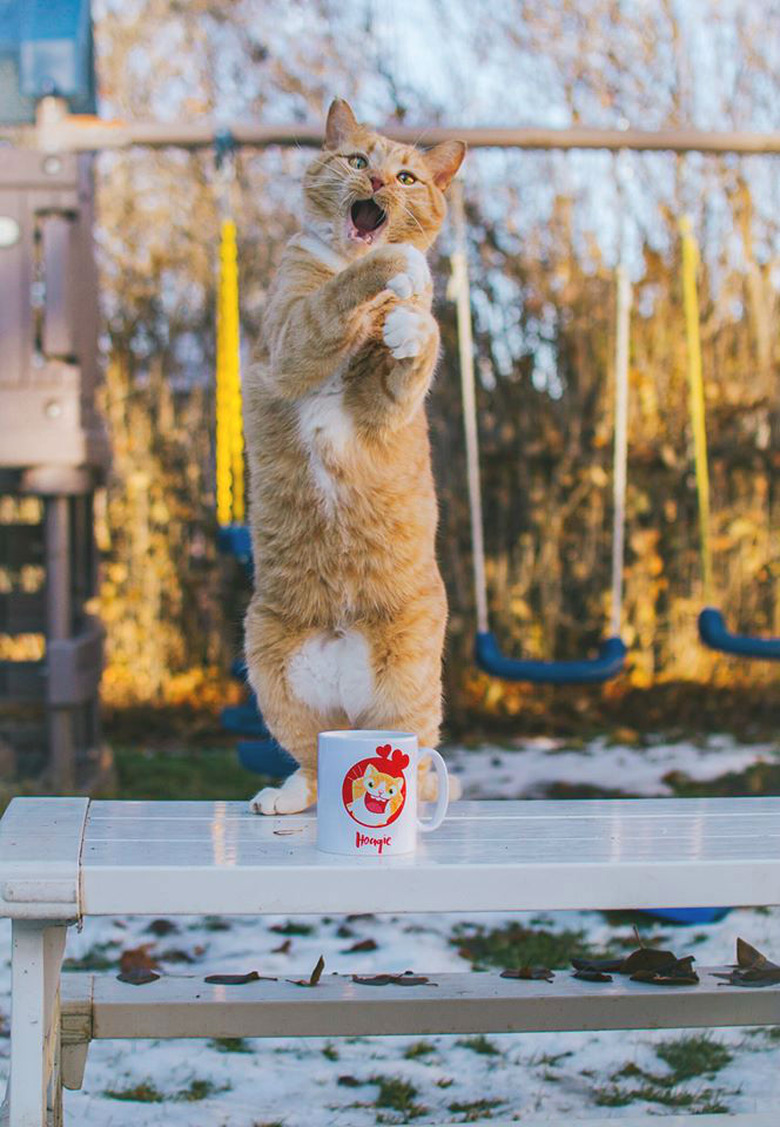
[1,1,778,786]
[0,2,108,789]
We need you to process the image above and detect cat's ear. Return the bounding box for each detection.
[423,140,466,190]
[325,99,359,150]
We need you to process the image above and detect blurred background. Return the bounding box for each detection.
[0,0,778,798]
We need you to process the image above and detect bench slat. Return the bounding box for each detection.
[62,969,780,1041]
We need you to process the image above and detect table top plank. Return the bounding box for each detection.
[4,797,780,918]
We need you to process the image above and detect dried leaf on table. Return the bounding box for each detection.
[119,944,159,975]
[117,969,160,986]
[289,954,326,987]
[714,938,780,987]
[573,968,613,983]
[500,966,554,982]
[204,971,269,985]
[630,955,699,986]
[620,947,678,976]
[272,938,292,955]
[352,971,432,987]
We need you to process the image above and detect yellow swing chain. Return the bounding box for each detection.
[680,215,713,603]
[215,139,245,527]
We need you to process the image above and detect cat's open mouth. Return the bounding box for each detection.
[364,793,388,814]
[348,198,387,244]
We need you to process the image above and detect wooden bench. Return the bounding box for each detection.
[2,796,780,1126]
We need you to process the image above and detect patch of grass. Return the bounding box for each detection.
[174,1078,226,1102]
[370,1074,427,1119]
[452,921,609,971]
[210,1036,252,1053]
[63,941,118,971]
[112,744,266,801]
[456,1035,500,1056]
[103,1081,165,1103]
[448,1098,503,1121]
[665,761,780,799]
[270,920,315,937]
[202,916,232,932]
[404,1040,437,1060]
[656,1034,733,1082]
[595,1040,734,1114]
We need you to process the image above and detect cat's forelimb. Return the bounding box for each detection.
[383,244,432,302]
[382,306,437,360]
[249,768,316,815]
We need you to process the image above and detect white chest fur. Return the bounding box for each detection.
[297,372,353,513]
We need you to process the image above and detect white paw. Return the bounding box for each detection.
[249,770,315,815]
[386,245,431,300]
[383,306,434,360]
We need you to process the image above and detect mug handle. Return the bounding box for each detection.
[417,748,449,833]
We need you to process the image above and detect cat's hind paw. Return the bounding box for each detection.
[383,306,435,360]
[385,245,431,300]
[249,769,316,815]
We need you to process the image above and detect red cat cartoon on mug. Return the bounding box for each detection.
[343,744,408,828]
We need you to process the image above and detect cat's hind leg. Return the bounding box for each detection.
[244,603,337,815]
[360,587,461,801]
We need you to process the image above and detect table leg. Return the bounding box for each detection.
[7,921,68,1127]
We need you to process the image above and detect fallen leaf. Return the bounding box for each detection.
[272,938,292,955]
[119,944,159,975]
[631,956,699,986]
[714,938,780,987]
[352,971,431,987]
[145,919,178,937]
[289,955,326,988]
[571,957,624,975]
[620,947,678,976]
[573,968,613,983]
[737,937,779,970]
[343,938,378,953]
[500,966,554,982]
[117,969,160,986]
[338,1076,362,1088]
[204,971,266,985]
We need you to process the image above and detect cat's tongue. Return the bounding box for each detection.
[351,198,386,234]
[365,793,388,814]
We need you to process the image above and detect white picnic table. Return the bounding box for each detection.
[2,796,780,1126]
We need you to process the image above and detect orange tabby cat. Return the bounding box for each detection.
[244,99,465,814]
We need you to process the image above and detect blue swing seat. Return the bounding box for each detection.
[475,631,627,685]
[637,906,731,926]
[699,607,780,661]
[238,738,297,777]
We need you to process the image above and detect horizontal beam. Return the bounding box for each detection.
[62,967,780,1041]
[12,101,780,156]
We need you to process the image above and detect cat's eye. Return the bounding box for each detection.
[348,154,368,169]
[397,170,417,185]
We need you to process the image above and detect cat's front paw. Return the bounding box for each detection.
[249,770,316,815]
[383,306,436,360]
[385,245,431,300]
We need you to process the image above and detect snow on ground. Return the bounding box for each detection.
[1,735,779,1124]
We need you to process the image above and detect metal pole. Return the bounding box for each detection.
[45,495,75,790]
[611,266,631,638]
[450,181,489,636]
[22,100,780,156]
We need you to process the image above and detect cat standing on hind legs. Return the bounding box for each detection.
[243,99,465,815]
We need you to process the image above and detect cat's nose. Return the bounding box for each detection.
[370,175,384,193]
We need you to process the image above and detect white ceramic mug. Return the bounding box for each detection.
[316,730,449,856]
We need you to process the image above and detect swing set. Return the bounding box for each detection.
[206,130,778,776]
